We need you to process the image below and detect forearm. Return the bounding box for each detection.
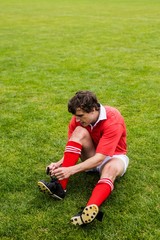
[71,153,106,175]
[52,153,106,180]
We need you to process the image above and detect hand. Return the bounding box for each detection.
[46,162,60,176]
[52,167,73,180]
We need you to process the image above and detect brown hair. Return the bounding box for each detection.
[68,91,100,114]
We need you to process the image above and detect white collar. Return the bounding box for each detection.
[90,104,107,129]
[98,104,107,121]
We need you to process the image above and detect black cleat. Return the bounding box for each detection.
[38,179,65,200]
[70,204,103,226]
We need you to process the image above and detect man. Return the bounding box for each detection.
[38,91,129,226]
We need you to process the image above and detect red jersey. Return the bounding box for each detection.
[68,105,127,156]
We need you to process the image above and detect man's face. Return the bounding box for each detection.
[75,108,99,127]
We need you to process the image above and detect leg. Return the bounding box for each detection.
[100,157,126,182]
[69,126,96,160]
[86,157,126,206]
[71,156,129,225]
[38,126,95,199]
[59,126,95,189]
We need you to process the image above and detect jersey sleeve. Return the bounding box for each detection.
[96,123,124,156]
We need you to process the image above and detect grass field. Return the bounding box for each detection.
[0,0,160,239]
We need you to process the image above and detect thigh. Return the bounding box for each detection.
[100,156,129,182]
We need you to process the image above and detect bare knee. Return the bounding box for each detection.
[69,126,95,158]
[100,159,125,182]
[70,126,91,143]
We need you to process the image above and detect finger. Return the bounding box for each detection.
[55,172,63,178]
[57,177,64,180]
[50,169,57,177]
[50,172,55,177]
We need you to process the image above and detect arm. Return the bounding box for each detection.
[72,153,106,173]
[52,153,106,180]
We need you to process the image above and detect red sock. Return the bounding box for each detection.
[59,141,82,190]
[86,178,114,207]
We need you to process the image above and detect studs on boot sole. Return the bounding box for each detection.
[71,204,99,226]
[82,205,99,224]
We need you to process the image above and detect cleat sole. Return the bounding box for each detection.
[71,204,99,226]
[37,181,63,200]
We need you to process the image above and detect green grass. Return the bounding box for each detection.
[0,0,159,239]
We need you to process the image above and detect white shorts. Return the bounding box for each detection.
[96,154,129,176]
